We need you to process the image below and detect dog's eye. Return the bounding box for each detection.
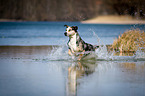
[69,29,71,31]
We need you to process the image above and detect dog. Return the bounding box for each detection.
[64,25,97,60]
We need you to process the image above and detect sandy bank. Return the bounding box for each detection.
[81,15,145,24]
[0,46,59,59]
[0,45,112,58]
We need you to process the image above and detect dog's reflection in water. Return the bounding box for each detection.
[66,61,96,96]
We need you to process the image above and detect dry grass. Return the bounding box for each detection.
[112,29,145,52]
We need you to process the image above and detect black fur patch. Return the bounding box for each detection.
[64,25,69,28]
[83,43,95,51]
[72,26,78,32]
[75,33,95,51]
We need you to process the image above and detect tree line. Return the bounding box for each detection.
[0,0,144,21]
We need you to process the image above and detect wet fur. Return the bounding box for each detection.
[68,32,95,52]
[64,25,96,60]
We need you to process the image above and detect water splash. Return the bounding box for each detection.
[135,47,145,61]
[46,30,145,61]
[47,45,71,61]
[93,31,114,60]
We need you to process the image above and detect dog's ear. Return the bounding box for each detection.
[64,25,69,28]
[72,26,78,32]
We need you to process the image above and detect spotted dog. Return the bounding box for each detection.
[64,25,96,60]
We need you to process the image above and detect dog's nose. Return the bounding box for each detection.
[64,32,67,36]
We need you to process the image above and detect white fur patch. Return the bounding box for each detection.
[68,33,77,52]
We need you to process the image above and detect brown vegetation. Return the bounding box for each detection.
[104,0,145,19]
[112,29,145,52]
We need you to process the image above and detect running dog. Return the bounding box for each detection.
[64,25,97,60]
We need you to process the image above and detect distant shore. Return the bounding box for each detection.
[1,15,145,24]
[0,19,25,22]
[81,15,145,24]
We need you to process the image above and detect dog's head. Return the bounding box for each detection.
[64,25,78,37]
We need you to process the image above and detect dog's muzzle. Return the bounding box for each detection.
[64,32,67,36]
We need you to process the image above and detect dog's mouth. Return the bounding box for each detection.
[64,32,67,36]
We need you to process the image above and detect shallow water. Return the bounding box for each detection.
[0,46,145,96]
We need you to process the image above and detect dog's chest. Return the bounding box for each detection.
[68,34,77,51]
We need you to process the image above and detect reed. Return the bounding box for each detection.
[112,29,145,52]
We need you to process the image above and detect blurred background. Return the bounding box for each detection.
[0,0,144,21]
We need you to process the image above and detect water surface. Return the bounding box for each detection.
[0,46,145,96]
[0,22,145,45]
[0,22,145,96]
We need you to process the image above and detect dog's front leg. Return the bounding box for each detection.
[68,49,76,59]
[78,50,85,61]
[68,49,74,56]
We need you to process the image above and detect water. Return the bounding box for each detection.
[0,22,145,45]
[0,22,145,96]
[0,46,145,96]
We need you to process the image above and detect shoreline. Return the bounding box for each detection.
[1,15,145,24]
[0,45,137,58]
[81,21,145,24]
[81,15,145,24]
[0,45,113,53]
[0,44,58,46]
